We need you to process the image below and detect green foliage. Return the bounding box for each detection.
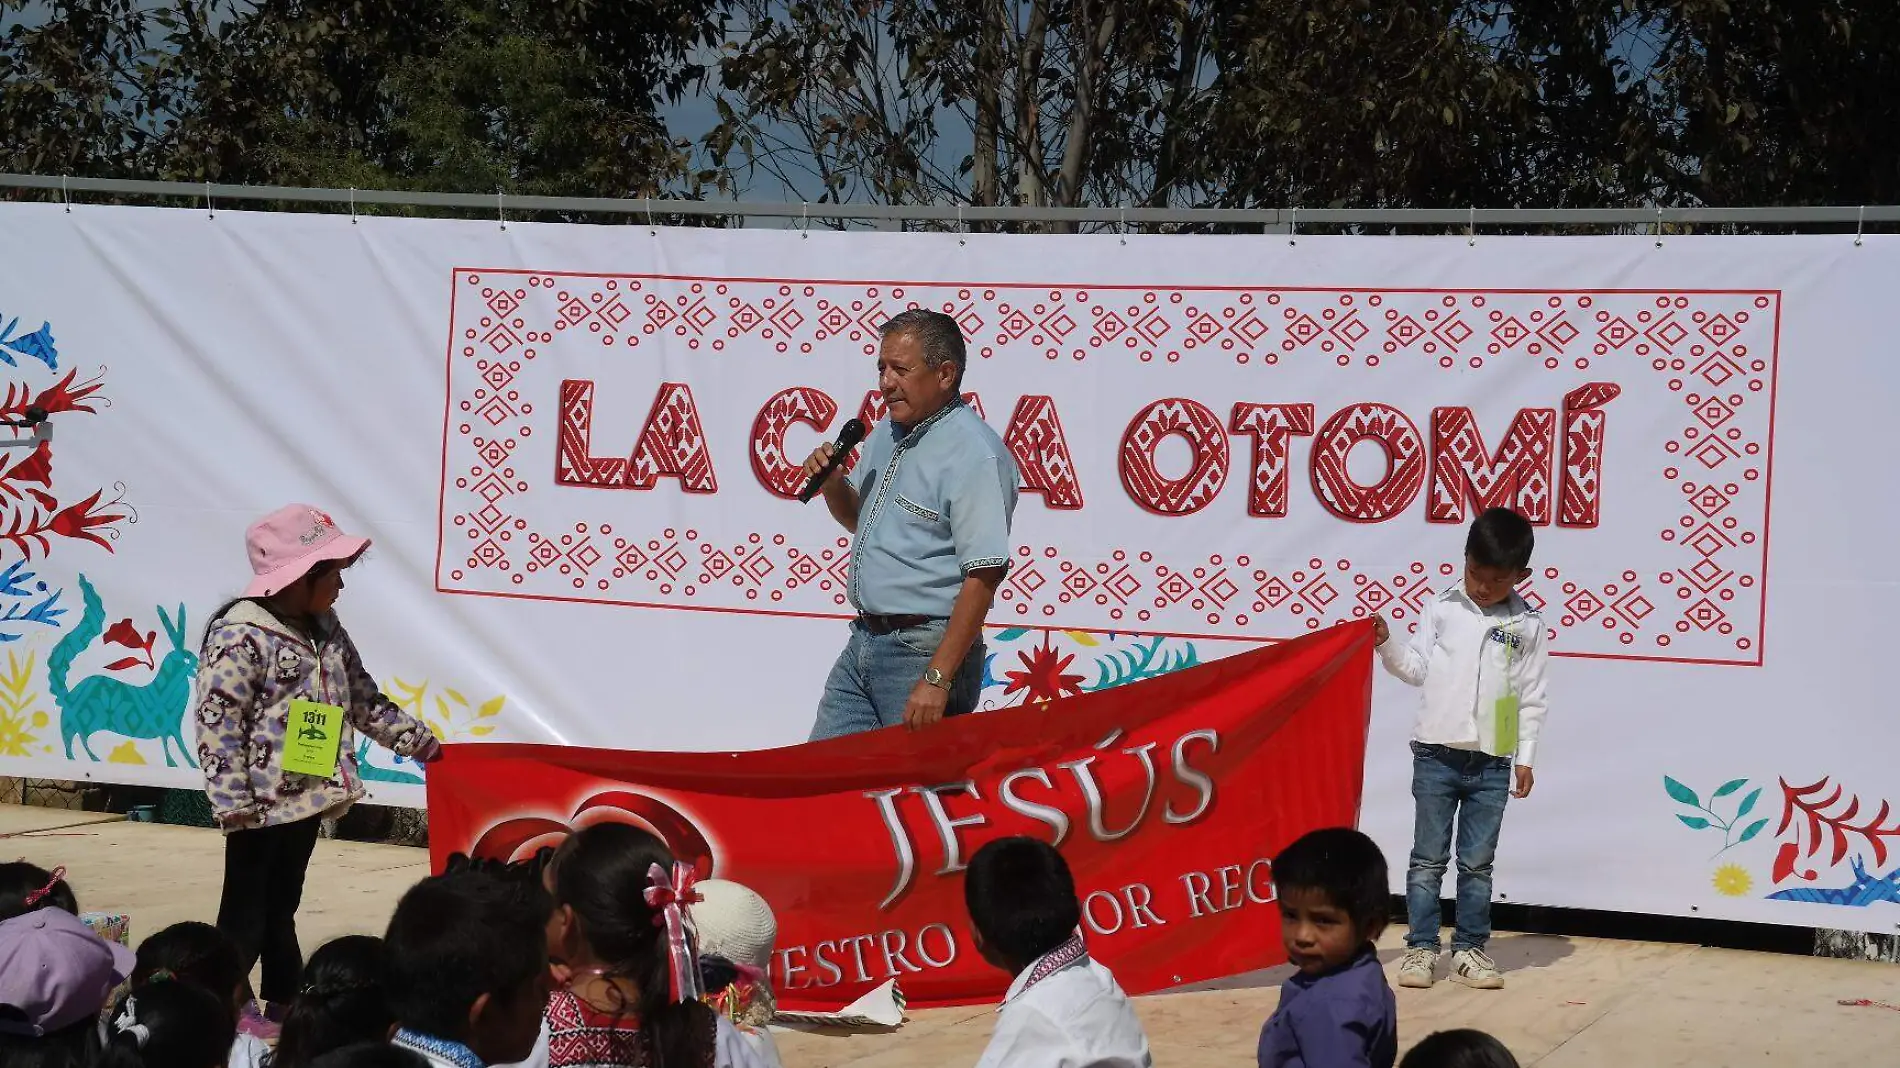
[1088,636,1199,691]
[1664,774,1771,856]
[706,1,1900,218]
[6,1,1900,214]
[0,0,720,208]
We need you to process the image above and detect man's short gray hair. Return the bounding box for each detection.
[880,308,967,387]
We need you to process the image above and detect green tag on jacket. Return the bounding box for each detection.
[282,699,344,778]
[1494,693,1520,757]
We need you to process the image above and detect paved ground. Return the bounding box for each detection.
[5,805,1897,1066]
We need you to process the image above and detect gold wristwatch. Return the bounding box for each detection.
[922,666,949,689]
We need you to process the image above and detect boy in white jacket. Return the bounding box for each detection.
[1372,507,1548,992]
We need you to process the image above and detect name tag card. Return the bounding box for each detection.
[1489,625,1521,755]
[282,699,345,778]
[1495,694,1520,756]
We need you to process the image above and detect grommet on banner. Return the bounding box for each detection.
[800,202,809,239]
[1468,205,1476,246]
[1288,206,1297,247]
[61,174,70,213]
[1856,205,1865,247]
[497,189,506,231]
[957,203,966,246]
[204,181,214,219]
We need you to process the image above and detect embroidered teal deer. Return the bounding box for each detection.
[50,574,196,766]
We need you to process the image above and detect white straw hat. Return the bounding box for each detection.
[694,879,776,973]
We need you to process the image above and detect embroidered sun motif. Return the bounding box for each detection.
[1712,864,1752,897]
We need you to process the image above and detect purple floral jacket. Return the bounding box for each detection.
[192,600,437,831]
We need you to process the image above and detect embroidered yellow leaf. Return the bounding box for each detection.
[445,689,469,707]
[476,696,505,720]
[5,651,31,694]
[385,677,427,716]
[1064,630,1101,647]
[0,651,34,715]
[468,725,495,737]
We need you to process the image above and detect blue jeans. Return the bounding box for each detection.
[809,619,986,740]
[1406,741,1512,952]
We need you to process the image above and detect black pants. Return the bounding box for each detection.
[215,815,322,1004]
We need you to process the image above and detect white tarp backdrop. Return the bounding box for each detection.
[0,202,1891,932]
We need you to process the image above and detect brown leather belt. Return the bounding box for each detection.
[856,613,936,635]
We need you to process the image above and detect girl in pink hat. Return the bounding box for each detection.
[192,504,443,1011]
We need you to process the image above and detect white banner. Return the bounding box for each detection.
[0,202,1892,932]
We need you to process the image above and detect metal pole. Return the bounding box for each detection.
[5,172,1893,229]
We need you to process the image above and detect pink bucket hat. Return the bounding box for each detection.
[0,907,135,1036]
[243,504,371,598]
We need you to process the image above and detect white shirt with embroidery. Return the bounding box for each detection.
[974,938,1152,1068]
[1377,587,1551,766]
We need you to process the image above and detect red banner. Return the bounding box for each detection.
[426,620,1375,1010]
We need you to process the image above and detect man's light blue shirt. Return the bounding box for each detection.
[847,399,1019,616]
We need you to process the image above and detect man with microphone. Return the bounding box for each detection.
[802,308,1019,740]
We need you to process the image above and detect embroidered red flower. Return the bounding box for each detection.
[4,441,51,487]
[102,618,146,648]
[1003,644,1087,704]
[49,490,127,551]
[102,616,157,671]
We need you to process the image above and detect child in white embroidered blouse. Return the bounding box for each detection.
[966,837,1152,1068]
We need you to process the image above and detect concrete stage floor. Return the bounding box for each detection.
[5,805,1896,1066]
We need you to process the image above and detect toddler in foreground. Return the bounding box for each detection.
[384,866,553,1068]
[1257,828,1397,1068]
[100,980,236,1068]
[275,935,395,1068]
[1400,1029,1520,1068]
[965,836,1151,1068]
[0,883,135,1068]
[537,823,769,1068]
[121,921,272,1068]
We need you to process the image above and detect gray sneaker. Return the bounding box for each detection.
[1397,947,1438,988]
[1451,947,1505,989]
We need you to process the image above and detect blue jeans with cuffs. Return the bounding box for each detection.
[1406,741,1512,952]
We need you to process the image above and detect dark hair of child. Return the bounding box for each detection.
[0,1013,100,1068]
[1466,507,1535,572]
[309,1043,430,1068]
[546,823,718,1068]
[1399,1028,1522,1068]
[274,935,393,1068]
[0,861,78,921]
[130,922,249,1012]
[383,867,550,1044]
[1271,827,1390,934]
[97,980,237,1068]
[963,836,1082,971]
[698,955,741,995]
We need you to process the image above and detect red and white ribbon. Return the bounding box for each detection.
[644,861,705,1003]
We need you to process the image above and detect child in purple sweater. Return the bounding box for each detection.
[1258,829,1398,1068]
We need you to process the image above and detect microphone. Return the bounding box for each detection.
[798,419,868,503]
